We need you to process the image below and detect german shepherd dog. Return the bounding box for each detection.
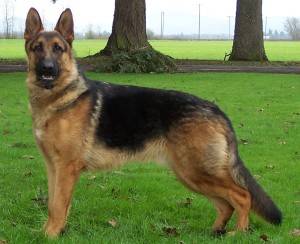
[24,8,282,239]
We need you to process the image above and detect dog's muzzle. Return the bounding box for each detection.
[36,59,60,90]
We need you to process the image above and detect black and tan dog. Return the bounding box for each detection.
[24,8,282,239]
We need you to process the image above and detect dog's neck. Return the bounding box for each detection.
[27,69,88,115]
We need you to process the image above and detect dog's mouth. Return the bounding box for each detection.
[41,75,55,82]
[38,75,56,90]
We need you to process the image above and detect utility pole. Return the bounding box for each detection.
[227,16,233,39]
[264,16,268,40]
[197,4,202,40]
[161,11,165,39]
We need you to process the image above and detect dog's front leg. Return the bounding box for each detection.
[45,159,55,211]
[44,160,82,239]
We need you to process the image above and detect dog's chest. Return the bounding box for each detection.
[31,109,49,143]
[35,128,43,141]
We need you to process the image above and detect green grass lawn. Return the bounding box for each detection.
[0,72,299,243]
[1,39,300,61]
[151,40,300,61]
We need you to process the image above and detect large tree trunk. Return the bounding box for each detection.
[229,0,268,61]
[91,0,176,73]
[101,0,150,55]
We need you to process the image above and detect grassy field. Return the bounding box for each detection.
[1,39,300,61]
[0,72,299,243]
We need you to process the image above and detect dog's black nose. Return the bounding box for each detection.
[42,60,55,75]
[36,58,59,88]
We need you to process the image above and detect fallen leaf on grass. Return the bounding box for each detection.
[88,175,96,180]
[111,188,120,196]
[10,221,17,227]
[113,170,125,175]
[290,229,300,236]
[259,234,269,242]
[24,171,33,177]
[240,138,249,145]
[108,219,118,228]
[253,175,262,180]
[0,240,9,244]
[31,188,48,207]
[259,235,270,241]
[162,226,180,237]
[19,155,35,159]
[265,165,275,170]
[177,197,193,207]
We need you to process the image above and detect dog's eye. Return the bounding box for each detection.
[54,43,63,52]
[33,44,43,52]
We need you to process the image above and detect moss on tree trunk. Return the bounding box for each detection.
[89,0,177,73]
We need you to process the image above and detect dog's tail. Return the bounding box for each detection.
[229,154,282,225]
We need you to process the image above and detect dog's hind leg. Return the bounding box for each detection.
[206,183,251,235]
[166,120,251,235]
[224,184,251,235]
[173,168,251,234]
[172,166,251,235]
[208,196,234,235]
[44,160,82,239]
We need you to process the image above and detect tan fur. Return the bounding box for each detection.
[25,30,251,240]
[163,118,251,232]
[25,8,281,239]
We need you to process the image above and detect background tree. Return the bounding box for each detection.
[284,17,300,40]
[100,0,149,55]
[268,29,273,36]
[93,0,176,73]
[2,0,15,38]
[229,0,267,61]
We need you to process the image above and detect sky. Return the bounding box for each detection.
[3,0,300,36]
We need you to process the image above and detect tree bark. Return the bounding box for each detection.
[100,0,150,55]
[229,0,268,61]
[91,0,176,73]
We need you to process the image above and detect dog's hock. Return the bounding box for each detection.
[24,7,44,41]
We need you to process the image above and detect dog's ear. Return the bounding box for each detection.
[24,8,44,41]
[54,8,74,45]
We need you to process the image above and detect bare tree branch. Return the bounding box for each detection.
[2,0,15,38]
[284,17,300,40]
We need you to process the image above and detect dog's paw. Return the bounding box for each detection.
[212,228,227,237]
[44,220,63,239]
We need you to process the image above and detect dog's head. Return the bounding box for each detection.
[24,8,75,90]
